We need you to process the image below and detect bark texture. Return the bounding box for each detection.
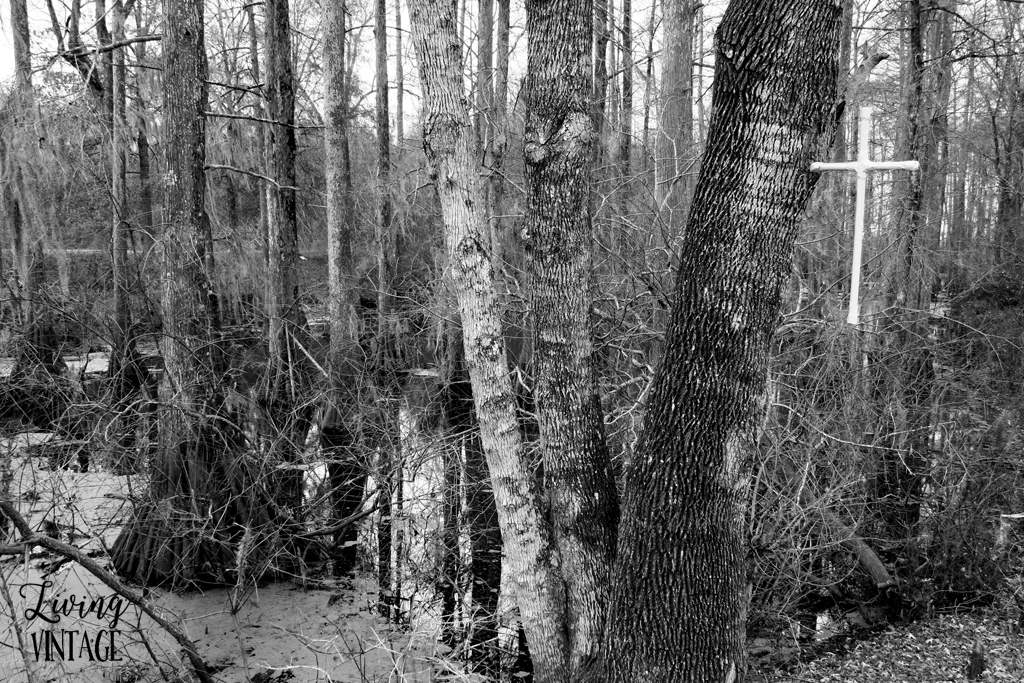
[109,0,236,587]
[523,0,619,675]
[603,1,842,681]
[264,0,308,511]
[133,8,154,243]
[373,0,401,619]
[491,0,510,268]
[875,0,928,541]
[323,0,365,576]
[407,0,571,678]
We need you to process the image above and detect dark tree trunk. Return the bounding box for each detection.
[875,0,928,541]
[110,0,240,587]
[395,0,405,149]
[618,0,632,193]
[373,0,400,620]
[438,336,463,641]
[95,0,114,124]
[6,0,32,326]
[8,0,34,325]
[5,0,65,434]
[491,0,510,269]
[134,1,154,243]
[107,0,143,474]
[264,0,309,512]
[603,1,842,680]
[441,330,503,675]
[323,0,365,578]
[523,0,619,676]
[592,0,609,159]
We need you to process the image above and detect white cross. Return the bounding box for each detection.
[810,106,919,325]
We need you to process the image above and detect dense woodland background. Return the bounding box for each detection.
[1,0,1023,680]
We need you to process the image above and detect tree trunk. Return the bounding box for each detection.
[107,0,142,473]
[408,0,572,678]
[373,0,400,620]
[11,0,31,93]
[640,2,655,176]
[523,0,619,676]
[7,0,35,329]
[875,0,928,540]
[95,0,114,125]
[658,0,696,236]
[438,334,463,642]
[323,0,365,578]
[618,0,632,199]
[456,337,503,676]
[134,0,154,243]
[491,0,510,271]
[995,29,1023,265]
[605,6,618,167]
[592,0,609,161]
[477,0,494,256]
[110,0,238,587]
[603,1,841,680]
[110,0,130,360]
[6,0,61,417]
[245,3,270,268]
[395,0,405,149]
[264,0,308,512]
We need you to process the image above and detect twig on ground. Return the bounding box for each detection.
[0,563,42,683]
[0,499,216,683]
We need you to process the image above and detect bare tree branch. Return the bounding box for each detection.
[0,500,216,683]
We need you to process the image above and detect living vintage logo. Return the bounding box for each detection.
[18,580,129,663]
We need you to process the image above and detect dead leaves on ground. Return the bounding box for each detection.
[764,610,1024,682]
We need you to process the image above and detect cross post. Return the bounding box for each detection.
[810,106,919,325]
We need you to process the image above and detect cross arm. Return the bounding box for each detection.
[810,159,920,175]
[810,161,858,172]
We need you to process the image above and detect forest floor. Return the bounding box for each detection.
[755,601,1024,682]
[0,433,449,683]
[4,410,1024,683]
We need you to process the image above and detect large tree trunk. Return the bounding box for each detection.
[408,0,572,678]
[5,0,64,432]
[602,1,841,680]
[323,0,365,578]
[0,0,34,538]
[111,0,238,587]
[522,0,619,676]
